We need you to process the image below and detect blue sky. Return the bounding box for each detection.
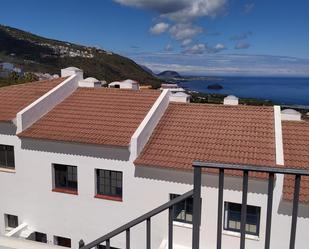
[0,0,309,76]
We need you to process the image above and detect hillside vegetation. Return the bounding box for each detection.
[0,25,161,88]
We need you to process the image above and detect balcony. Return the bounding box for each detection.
[80,161,308,249]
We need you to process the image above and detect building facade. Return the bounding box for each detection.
[0,68,308,249]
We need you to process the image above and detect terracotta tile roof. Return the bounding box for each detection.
[19,88,160,147]
[0,78,67,122]
[282,121,309,203]
[134,102,276,176]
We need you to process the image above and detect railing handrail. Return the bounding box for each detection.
[193,161,309,175]
[80,189,193,249]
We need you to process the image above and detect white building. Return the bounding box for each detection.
[160,84,185,93]
[0,67,308,249]
[109,79,139,90]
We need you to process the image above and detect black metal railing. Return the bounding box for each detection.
[80,190,193,249]
[192,161,309,249]
[81,161,308,249]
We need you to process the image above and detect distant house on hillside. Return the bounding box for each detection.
[160,83,185,93]
[0,62,22,77]
[109,79,140,90]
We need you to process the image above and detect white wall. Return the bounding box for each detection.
[0,134,309,249]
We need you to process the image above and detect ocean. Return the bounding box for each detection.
[177,77,309,106]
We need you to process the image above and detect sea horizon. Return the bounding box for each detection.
[177,76,309,106]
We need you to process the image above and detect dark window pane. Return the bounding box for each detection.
[6,214,18,228]
[0,145,15,169]
[224,202,260,236]
[34,232,47,243]
[170,194,194,224]
[96,169,122,198]
[55,236,71,248]
[54,164,77,191]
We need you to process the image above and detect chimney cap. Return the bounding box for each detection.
[223,95,239,105]
[225,95,238,100]
[64,66,82,71]
[281,108,302,121]
[84,77,100,83]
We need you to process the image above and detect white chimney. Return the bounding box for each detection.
[224,95,239,105]
[169,92,190,103]
[79,77,102,88]
[61,67,83,80]
[281,109,302,121]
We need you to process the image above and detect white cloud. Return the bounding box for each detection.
[114,0,228,21]
[184,43,226,54]
[181,39,192,47]
[244,2,255,14]
[165,44,173,51]
[235,42,250,49]
[184,43,206,54]
[127,52,309,77]
[169,23,203,40]
[150,22,170,35]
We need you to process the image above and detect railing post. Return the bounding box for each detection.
[217,169,224,249]
[147,218,151,249]
[289,174,301,249]
[240,170,249,249]
[168,206,173,249]
[265,173,274,249]
[192,166,202,249]
[106,239,110,249]
[126,229,130,249]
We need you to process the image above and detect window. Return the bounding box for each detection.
[34,232,47,243]
[54,236,71,248]
[5,214,18,229]
[0,144,15,169]
[96,169,122,200]
[224,202,261,236]
[54,164,78,193]
[170,194,193,224]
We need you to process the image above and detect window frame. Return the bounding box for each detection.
[53,164,78,194]
[224,202,261,236]
[54,235,71,248]
[95,169,123,201]
[34,232,47,243]
[0,144,15,169]
[5,214,18,230]
[170,194,194,225]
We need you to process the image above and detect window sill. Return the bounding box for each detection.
[222,230,259,241]
[95,194,122,202]
[52,188,78,195]
[0,167,16,173]
[173,221,193,229]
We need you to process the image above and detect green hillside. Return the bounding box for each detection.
[0,25,161,88]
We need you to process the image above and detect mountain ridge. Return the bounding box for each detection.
[0,24,162,88]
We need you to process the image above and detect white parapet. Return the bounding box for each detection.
[130,89,171,160]
[274,106,284,165]
[16,74,79,133]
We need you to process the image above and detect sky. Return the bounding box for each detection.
[0,0,309,76]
